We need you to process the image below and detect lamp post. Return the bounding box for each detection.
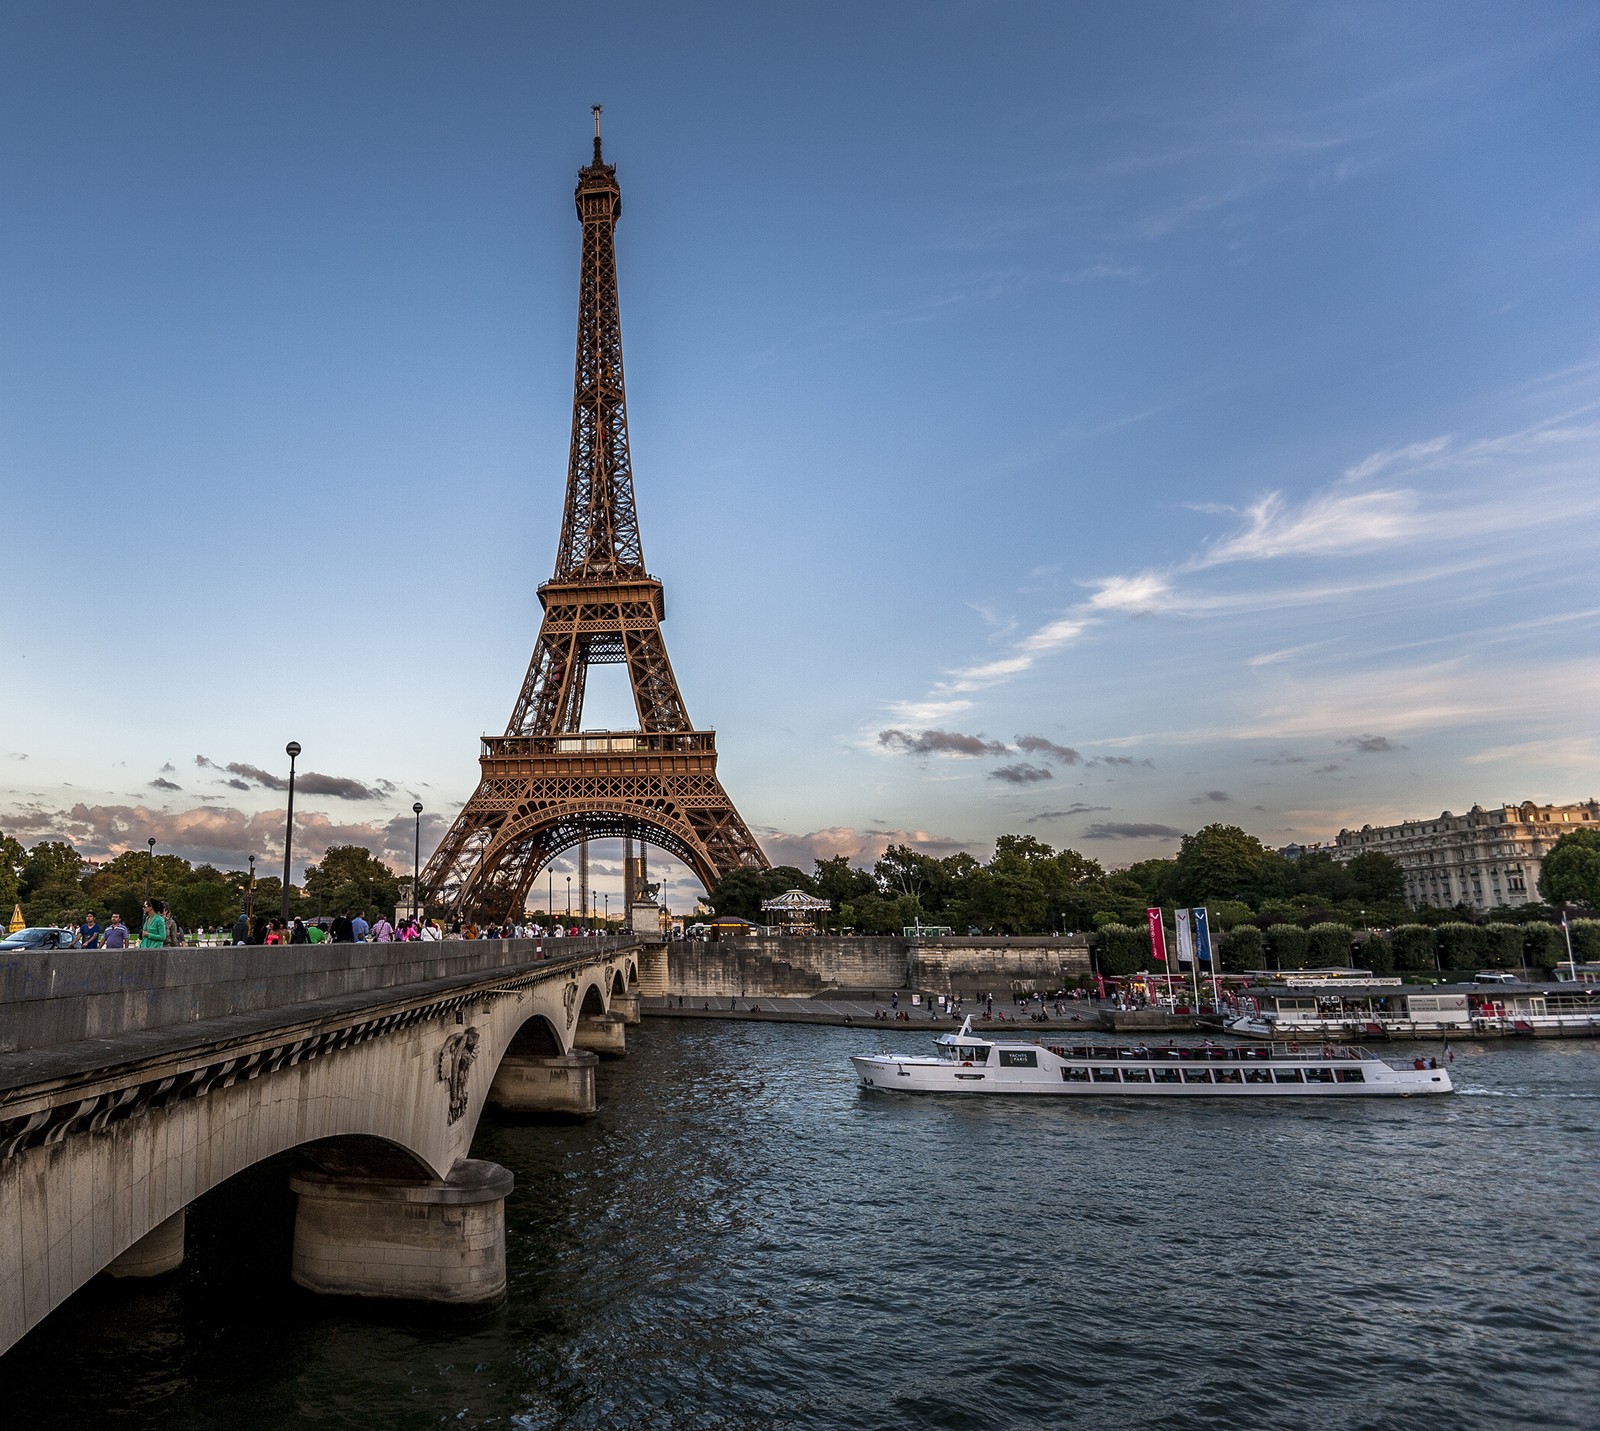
[412,802,424,921]
[245,854,256,935]
[144,837,156,903]
[566,875,572,921]
[548,870,553,920]
[604,892,609,931]
[280,741,301,921]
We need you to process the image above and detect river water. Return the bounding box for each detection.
[3,1021,1597,1429]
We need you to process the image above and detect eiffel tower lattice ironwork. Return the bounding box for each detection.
[420,113,769,920]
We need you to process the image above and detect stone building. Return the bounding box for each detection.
[1331,799,1600,912]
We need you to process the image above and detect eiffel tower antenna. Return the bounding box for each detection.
[421,117,769,920]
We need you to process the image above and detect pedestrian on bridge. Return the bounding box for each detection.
[139,900,166,949]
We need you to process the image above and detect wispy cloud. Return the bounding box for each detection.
[990,763,1053,784]
[1342,435,1451,482]
[1083,821,1185,840]
[879,729,1009,758]
[1339,734,1405,753]
[1016,735,1082,764]
[1195,488,1420,566]
[1028,805,1110,823]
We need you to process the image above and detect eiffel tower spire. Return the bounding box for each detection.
[420,118,769,920]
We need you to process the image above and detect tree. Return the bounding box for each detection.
[1094,923,1150,976]
[1538,829,1600,909]
[812,855,875,910]
[1291,853,1354,902]
[1306,922,1354,967]
[1346,851,1406,903]
[1390,925,1436,972]
[1480,924,1524,971]
[1524,922,1567,971]
[1266,924,1310,970]
[302,845,402,922]
[1220,924,1263,972]
[1173,825,1291,906]
[1358,932,1395,975]
[1434,923,1486,971]
[707,865,815,922]
[21,840,84,894]
[0,833,25,912]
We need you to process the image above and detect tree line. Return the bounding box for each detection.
[710,823,1600,949]
[0,835,402,932]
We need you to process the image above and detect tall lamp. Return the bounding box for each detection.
[280,741,301,921]
[412,802,424,921]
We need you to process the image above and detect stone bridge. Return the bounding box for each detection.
[0,935,657,1357]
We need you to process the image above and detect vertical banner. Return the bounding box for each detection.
[1145,907,1168,962]
[1194,907,1221,1007]
[1174,908,1195,965]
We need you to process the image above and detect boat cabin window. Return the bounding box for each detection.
[1181,1069,1213,1084]
[1304,1068,1335,1083]
[946,1044,990,1064]
[1334,1068,1365,1083]
[1152,1067,1181,1083]
[1123,1067,1151,1083]
[1062,1066,1091,1082]
[1091,1067,1122,1083]
[1213,1068,1242,1084]
[1244,1068,1272,1084]
[998,1049,1038,1069]
[1273,1068,1304,1083]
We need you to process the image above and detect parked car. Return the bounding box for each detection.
[0,926,82,951]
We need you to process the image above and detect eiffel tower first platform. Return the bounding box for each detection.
[421,113,770,920]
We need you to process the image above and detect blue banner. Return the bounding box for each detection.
[1193,907,1215,966]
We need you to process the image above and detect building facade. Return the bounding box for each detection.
[1331,799,1600,913]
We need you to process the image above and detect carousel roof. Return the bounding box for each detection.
[760,888,832,913]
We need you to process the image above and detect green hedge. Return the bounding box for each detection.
[1434,923,1485,968]
[1306,922,1354,967]
[1267,924,1311,970]
[1524,923,1567,969]
[1481,923,1524,970]
[1391,925,1436,971]
[1220,925,1262,972]
[1358,933,1395,974]
[1095,923,1152,976]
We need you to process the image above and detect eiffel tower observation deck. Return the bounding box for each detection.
[421,112,769,920]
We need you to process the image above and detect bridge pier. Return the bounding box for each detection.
[105,1210,185,1279]
[610,992,642,1025]
[489,1050,599,1116]
[288,1159,513,1306]
[573,1012,627,1055]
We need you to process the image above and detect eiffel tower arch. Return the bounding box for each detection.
[421,112,770,921]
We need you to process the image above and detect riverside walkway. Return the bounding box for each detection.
[643,994,1109,1032]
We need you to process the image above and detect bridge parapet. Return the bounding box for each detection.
[0,935,646,1056]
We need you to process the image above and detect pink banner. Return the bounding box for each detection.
[1146,907,1168,962]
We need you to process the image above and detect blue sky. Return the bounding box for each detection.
[3,2,1597,912]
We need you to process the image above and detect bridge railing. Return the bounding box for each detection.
[0,935,651,1057]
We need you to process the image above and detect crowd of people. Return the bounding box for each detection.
[232,912,612,946]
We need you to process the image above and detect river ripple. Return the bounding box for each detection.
[2,1022,1596,1429]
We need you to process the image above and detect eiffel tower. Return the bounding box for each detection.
[421,112,769,920]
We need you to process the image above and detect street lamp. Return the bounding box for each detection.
[245,853,256,936]
[566,875,572,920]
[280,741,301,921]
[412,802,424,921]
[604,892,609,930]
[144,837,156,903]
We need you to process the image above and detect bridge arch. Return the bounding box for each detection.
[454,804,718,918]
[0,948,643,1353]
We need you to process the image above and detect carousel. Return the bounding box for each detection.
[759,888,833,933]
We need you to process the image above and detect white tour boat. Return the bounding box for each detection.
[850,1018,1452,1097]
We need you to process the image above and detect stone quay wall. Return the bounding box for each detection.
[658,935,1092,999]
[0,935,642,1055]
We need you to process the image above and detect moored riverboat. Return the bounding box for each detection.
[1226,978,1600,1041]
[850,1018,1451,1097]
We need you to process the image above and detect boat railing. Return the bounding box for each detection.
[1041,1042,1371,1063]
